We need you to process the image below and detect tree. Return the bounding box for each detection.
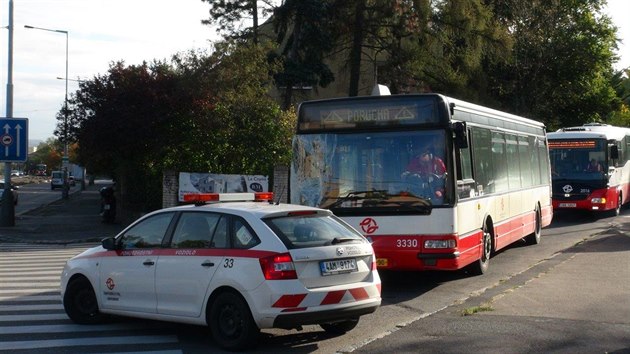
[201,0,275,44]
[608,69,630,126]
[27,138,63,173]
[63,42,294,212]
[485,0,618,129]
[271,0,337,108]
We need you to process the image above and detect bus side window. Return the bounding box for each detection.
[471,127,493,194]
[456,133,476,199]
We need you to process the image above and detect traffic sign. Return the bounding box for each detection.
[0,118,28,162]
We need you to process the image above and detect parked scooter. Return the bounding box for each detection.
[100,186,116,223]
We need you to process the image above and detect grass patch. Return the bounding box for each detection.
[461,303,494,316]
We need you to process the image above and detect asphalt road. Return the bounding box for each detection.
[14,181,80,215]
[1,184,628,353]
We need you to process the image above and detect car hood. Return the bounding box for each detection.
[71,245,107,260]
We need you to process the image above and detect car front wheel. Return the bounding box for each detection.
[63,277,104,324]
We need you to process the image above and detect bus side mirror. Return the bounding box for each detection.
[610,145,619,160]
[453,122,468,149]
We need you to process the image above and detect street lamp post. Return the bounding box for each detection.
[25,25,70,199]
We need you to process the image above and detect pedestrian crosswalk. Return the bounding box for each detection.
[0,243,184,353]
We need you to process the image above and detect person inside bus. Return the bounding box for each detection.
[585,158,603,172]
[402,149,446,199]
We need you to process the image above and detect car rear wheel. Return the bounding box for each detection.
[320,318,359,334]
[63,277,104,324]
[209,291,259,351]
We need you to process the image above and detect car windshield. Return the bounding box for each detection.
[264,214,366,249]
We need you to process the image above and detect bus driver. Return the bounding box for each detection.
[585,158,603,172]
[402,149,446,199]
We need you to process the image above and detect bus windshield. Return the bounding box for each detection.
[290,129,450,212]
[549,139,607,181]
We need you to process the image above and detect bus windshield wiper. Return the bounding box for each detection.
[324,190,389,208]
[323,190,432,213]
[367,193,433,213]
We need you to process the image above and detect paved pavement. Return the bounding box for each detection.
[0,182,134,244]
[0,183,628,353]
[356,218,630,354]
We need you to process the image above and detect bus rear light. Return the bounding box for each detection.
[259,253,297,280]
[424,239,456,249]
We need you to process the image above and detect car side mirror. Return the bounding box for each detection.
[101,237,117,250]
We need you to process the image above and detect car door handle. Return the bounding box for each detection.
[201,261,215,267]
[143,260,155,266]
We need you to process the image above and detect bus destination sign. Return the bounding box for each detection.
[298,96,442,131]
[548,140,596,149]
[322,106,416,124]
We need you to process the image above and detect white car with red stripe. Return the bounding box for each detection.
[60,192,381,351]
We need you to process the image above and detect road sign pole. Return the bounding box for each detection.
[1,0,15,227]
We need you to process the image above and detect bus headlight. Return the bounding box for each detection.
[424,239,456,249]
[591,197,606,204]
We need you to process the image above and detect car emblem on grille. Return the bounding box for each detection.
[336,247,345,256]
[562,184,573,193]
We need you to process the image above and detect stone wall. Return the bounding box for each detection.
[162,170,179,208]
[272,165,290,204]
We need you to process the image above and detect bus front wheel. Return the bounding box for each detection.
[613,193,622,216]
[526,207,542,245]
[471,223,492,275]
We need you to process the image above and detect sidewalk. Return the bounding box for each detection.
[356,218,630,354]
[0,183,133,244]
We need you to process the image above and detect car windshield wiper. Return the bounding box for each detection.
[330,237,361,245]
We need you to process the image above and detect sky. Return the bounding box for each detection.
[1,0,629,142]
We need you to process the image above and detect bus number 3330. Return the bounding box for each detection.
[397,239,419,248]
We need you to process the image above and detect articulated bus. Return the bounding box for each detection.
[290,90,553,274]
[547,123,630,215]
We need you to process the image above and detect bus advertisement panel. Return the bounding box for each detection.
[290,92,553,274]
[547,123,630,215]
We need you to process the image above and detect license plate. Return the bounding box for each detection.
[559,203,576,208]
[320,258,357,276]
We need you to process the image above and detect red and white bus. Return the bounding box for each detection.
[290,90,553,274]
[548,123,630,215]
